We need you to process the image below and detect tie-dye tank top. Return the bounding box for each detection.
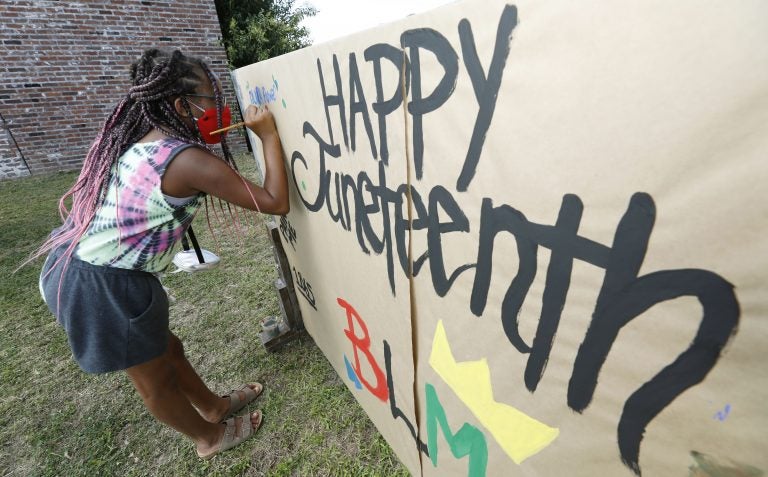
[75,138,204,272]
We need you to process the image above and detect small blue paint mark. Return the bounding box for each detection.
[344,355,362,390]
[282,98,287,108]
[273,75,279,91]
[301,181,306,191]
[714,404,731,421]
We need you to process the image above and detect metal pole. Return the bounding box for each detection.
[0,111,32,175]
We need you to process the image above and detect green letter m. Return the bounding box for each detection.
[426,383,488,477]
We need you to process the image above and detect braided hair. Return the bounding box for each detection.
[29,48,242,271]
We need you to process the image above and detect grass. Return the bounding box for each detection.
[0,157,409,477]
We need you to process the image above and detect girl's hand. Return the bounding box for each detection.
[244,104,277,140]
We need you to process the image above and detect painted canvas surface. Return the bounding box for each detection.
[232,1,768,475]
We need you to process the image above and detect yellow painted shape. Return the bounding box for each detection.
[429,320,559,464]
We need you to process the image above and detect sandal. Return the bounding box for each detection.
[197,410,263,459]
[222,383,263,421]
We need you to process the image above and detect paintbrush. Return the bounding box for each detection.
[210,121,246,136]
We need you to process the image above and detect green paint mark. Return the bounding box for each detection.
[426,383,488,477]
[689,451,764,477]
[301,181,306,191]
[282,98,287,108]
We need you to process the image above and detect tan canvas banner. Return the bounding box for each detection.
[232,1,768,475]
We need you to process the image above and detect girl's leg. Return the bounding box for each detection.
[125,344,260,455]
[163,333,256,423]
[125,348,221,449]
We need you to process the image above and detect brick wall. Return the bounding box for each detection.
[0,0,246,180]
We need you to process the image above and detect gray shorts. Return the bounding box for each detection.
[40,246,169,373]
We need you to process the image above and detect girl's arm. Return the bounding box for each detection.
[163,104,290,215]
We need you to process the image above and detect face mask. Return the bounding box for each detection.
[188,99,232,145]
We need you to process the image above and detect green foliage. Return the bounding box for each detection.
[215,0,317,68]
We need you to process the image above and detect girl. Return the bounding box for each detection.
[33,48,288,459]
